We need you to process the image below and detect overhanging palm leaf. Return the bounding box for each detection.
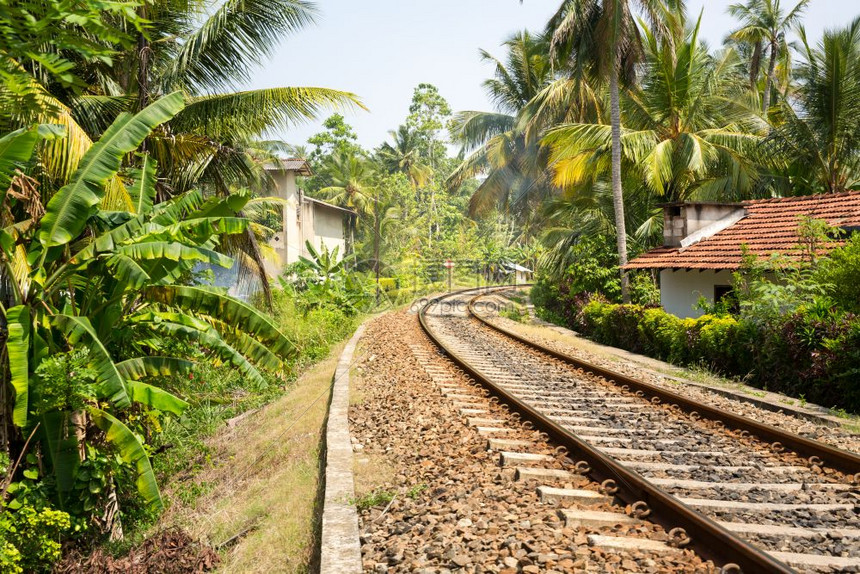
[163,0,318,91]
[172,88,365,140]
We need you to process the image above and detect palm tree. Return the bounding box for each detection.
[448,31,555,224]
[547,0,684,302]
[318,150,374,254]
[765,17,860,194]
[728,0,811,114]
[377,125,433,188]
[545,16,767,203]
[542,13,769,279]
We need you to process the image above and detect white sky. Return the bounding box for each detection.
[244,0,860,151]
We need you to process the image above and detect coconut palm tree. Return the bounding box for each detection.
[448,31,555,224]
[545,16,767,203]
[766,16,860,194]
[542,13,769,279]
[318,150,374,254]
[546,0,684,302]
[377,125,433,188]
[728,0,811,114]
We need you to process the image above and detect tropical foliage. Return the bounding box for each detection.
[0,0,361,568]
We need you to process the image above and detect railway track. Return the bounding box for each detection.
[418,287,860,574]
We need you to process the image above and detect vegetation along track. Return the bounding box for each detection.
[418,287,860,574]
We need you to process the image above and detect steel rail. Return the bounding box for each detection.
[468,289,860,477]
[418,287,794,574]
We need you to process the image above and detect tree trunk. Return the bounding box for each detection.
[374,196,380,304]
[609,68,630,303]
[750,42,763,90]
[136,3,150,113]
[763,41,778,115]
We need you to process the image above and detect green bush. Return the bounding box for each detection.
[544,294,860,413]
[816,234,860,313]
[0,504,70,573]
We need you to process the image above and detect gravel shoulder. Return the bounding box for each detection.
[348,310,716,574]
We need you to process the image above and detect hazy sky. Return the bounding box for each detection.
[245,0,859,151]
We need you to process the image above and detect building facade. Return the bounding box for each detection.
[626,192,860,318]
[265,159,352,277]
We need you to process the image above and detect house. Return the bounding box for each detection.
[503,262,533,285]
[625,191,860,318]
[264,158,353,277]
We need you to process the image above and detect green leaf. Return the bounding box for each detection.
[115,356,194,380]
[0,125,64,192]
[128,152,157,215]
[117,241,233,268]
[38,410,80,498]
[39,92,184,250]
[89,407,163,511]
[127,381,188,416]
[133,313,268,387]
[105,253,152,289]
[52,314,129,408]
[205,319,283,370]
[23,468,38,480]
[143,285,294,358]
[5,305,30,427]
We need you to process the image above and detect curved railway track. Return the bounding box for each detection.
[418,286,860,574]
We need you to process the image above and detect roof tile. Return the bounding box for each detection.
[625,191,860,270]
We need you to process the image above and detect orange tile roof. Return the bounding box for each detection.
[625,191,860,270]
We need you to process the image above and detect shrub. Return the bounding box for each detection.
[0,503,70,573]
[540,294,860,413]
[815,234,860,313]
[638,309,686,362]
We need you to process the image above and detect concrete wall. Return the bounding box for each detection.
[267,170,300,273]
[313,205,346,258]
[659,269,735,318]
[664,204,744,247]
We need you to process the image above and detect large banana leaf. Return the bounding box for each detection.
[142,285,294,358]
[38,410,80,502]
[189,191,250,219]
[128,152,157,215]
[115,356,194,380]
[5,305,30,427]
[52,315,129,408]
[39,92,185,250]
[106,253,152,289]
[133,314,267,387]
[151,190,204,225]
[204,318,283,370]
[117,241,233,268]
[0,125,63,192]
[127,381,188,416]
[89,407,163,510]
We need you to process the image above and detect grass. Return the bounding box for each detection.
[157,339,349,573]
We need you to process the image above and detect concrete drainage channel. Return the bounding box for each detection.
[419,287,860,574]
[320,324,366,574]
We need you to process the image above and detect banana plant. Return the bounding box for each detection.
[1,93,294,514]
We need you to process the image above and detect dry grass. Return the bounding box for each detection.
[158,340,349,574]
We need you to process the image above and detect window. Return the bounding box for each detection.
[714,285,732,302]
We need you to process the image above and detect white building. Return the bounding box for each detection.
[626,192,860,318]
[264,158,353,277]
